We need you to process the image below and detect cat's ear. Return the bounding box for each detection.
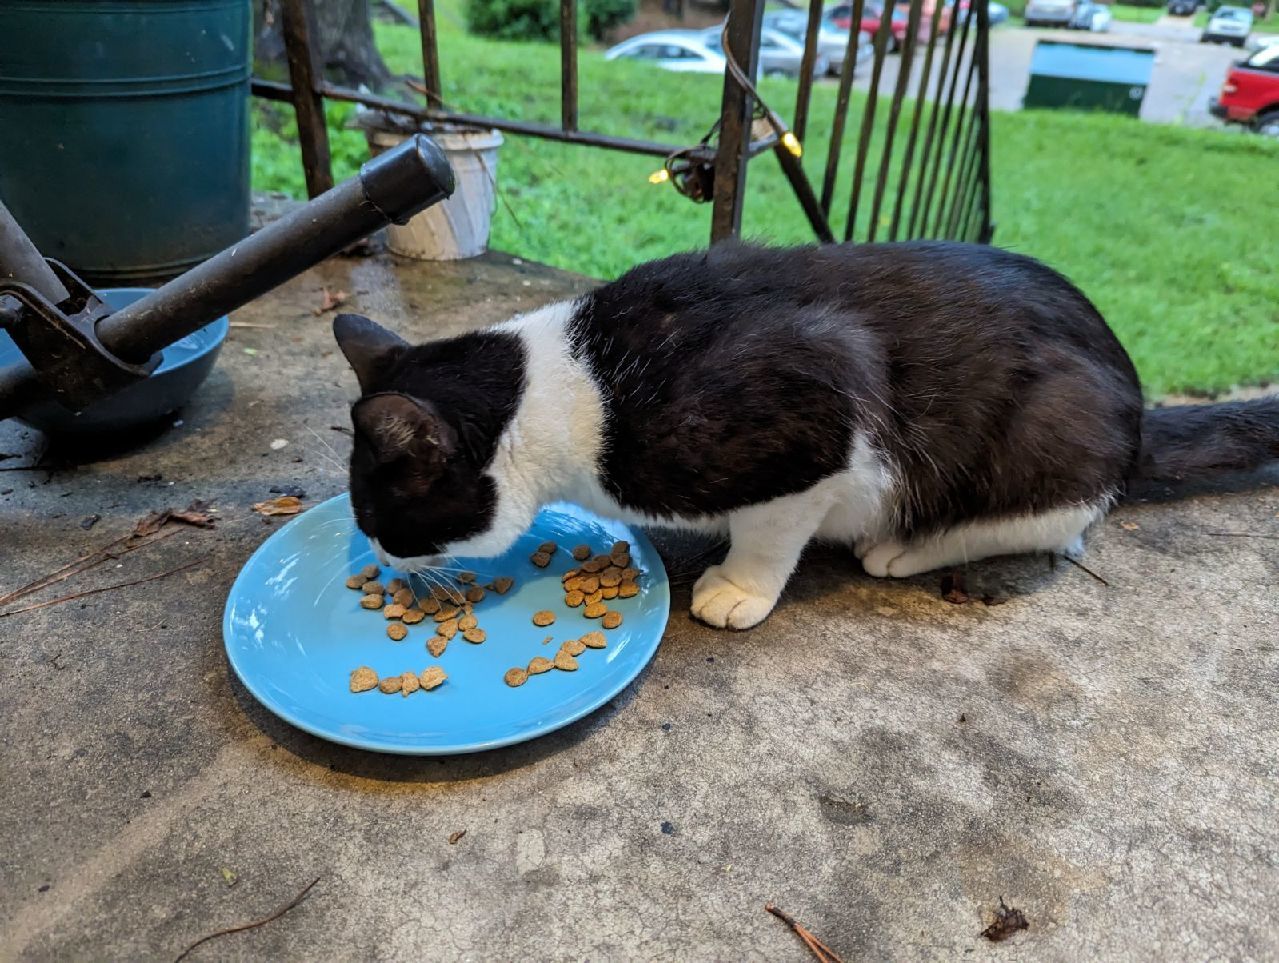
[351,392,456,465]
[333,313,408,393]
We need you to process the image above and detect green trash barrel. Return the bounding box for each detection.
[0,0,252,286]
[1024,41,1155,117]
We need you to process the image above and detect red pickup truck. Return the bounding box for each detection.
[1209,43,1279,136]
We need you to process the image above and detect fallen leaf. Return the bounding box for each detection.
[981,898,1028,942]
[447,830,467,845]
[940,572,970,605]
[1120,521,1140,531]
[313,287,350,316]
[135,501,218,536]
[253,495,304,517]
[220,867,238,887]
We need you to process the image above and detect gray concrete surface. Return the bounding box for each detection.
[2,249,1278,961]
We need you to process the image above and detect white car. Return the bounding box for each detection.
[1202,5,1253,46]
[1070,0,1112,30]
[604,31,728,74]
[700,26,832,78]
[762,9,874,76]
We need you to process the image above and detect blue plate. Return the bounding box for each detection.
[223,494,670,755]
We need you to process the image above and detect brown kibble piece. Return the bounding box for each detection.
[350,666,378,692]
[379,675,403,694]
[387,623,408,642]
[571,544,591,561]
[564,590,585,608]
[420,666,447,690]
[600,570,621,588]
[434,605,460,622]
[532,610,555,627]
[361,563,381,580]
[393,588,415,608]
[584,602,607,619]
[585,590,604,606]
[504,667,528,687]
[600,586,619,600]
[530,551,552,568]
[561,568,579,583]
[432,584,464,604]
[580,631,607,649]
[402,608,426,625]
[561,638,586,656]
[538,540,558,555]
[360,593,384,610]
[541,635,554,645]
[611,540,630,555]
[464,627,487,644]
[401,671,420,696]
[553,650,579,671]
[618,582,639,599]
[493,576,514,595]
[384,603,407,620]
[602,611,623,629]
[458,613,478,631]
[362,581,385,595]
[427,635,448,657]
[345,574,365,590]
[465,585,485,603]
[611,552,631,569]
[386,578,406,593]
[579,575,600,594]
[581,559,606,574]
[437,618,459,639]
[457,571,477,584]
[621,567,640,581]
[527,656,554,674]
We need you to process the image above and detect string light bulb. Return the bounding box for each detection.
[781,131,802,158]
[648,167,670,184]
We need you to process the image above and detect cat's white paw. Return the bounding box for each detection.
[861,540,945,577]
[860,540,905,577]
[690,566,778,630]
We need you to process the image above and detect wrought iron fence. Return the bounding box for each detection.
[252,0,993,248]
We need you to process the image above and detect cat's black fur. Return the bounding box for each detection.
[338,241,1279,557]
[571,241,1143,533]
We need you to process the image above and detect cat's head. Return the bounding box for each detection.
[333,313,531,570]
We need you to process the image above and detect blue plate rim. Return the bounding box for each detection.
[221,493,671,755]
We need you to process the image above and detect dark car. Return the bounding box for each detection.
[1167,0,1196,15]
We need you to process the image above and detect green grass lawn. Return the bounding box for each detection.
[251,8,1279,396]
[1108,4,1165,23]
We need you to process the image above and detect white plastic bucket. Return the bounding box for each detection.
[366,127,504,260]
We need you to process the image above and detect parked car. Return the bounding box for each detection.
[1201,5,1252,45]
[604,31,728,74]
[762,9,874,75]
[701,26,831,77]
[1166,0,1197,15]
[828,0,950,51]
[1070,0,1112,30]
[950,0,1012,25]
[1209,39,1279,134]
[1024,0,1076,27]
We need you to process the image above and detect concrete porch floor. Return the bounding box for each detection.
[1,249,1277,962]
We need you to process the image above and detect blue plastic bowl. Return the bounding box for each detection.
[0,287,228,434]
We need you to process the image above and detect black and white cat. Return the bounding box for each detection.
[334,241,1279,629]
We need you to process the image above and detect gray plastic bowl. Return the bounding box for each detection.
[0,287,228,434]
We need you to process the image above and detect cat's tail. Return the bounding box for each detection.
[1129,396,1279,485]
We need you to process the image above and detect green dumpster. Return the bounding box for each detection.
[1023,41,1155,117]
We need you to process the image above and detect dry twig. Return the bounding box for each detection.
[173,877,320,962]
[1208,531,1279,539]
[1061,554,1110,587]
[764,903,844,963]
[0,556,207,619]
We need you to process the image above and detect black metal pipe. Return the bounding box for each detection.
[0,202,69,306]
[0,135,453,419]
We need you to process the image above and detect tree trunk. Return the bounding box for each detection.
[254,0,393,90]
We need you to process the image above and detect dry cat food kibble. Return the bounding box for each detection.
[527,656,554,674]
[602,611,623,630]
[504,667,528,687]
[600,570,621,588]
[572,544,591,561]
[400,671,420,696]
[384,603,406,620]
[350,666,379,692]
[345,574,366,590]
[530,551,552,568]
[463,627,487,644]
[457,571,477,584]
[360,593,384,611]
[458,613,478,631]
[553,650,579,671]
[611,552,631,569]
[538,540,558,555]
[379,675,403,694]
[420,666,447,690]
[532,610,556,627]
[427,635,448,658]
[561,638,586,656]
[437,618,459,640]
[434,605,460,622]
[361,564,381,580]
[362,580,384,595]
[492,576,514,595]
[600,586,618,600]
[465,586,485,603]
[580,631,607,649]
[393,588,415,608]
[583,601,607,619]
[402,608,425,625]
[618,582,639,599]
[420,596,441,615]
[387,623,408,642]
[565,590,585,608]
[386,578,406,594]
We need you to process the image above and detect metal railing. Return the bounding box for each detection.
[252,0,993,248]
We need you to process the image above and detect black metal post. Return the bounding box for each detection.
[820,0,868,217]
[417,0,444,108]
[561,0,579,132]
[280,0,334,198]
[710,0,765,243]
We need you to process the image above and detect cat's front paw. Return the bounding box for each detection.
[690,566,778,630]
